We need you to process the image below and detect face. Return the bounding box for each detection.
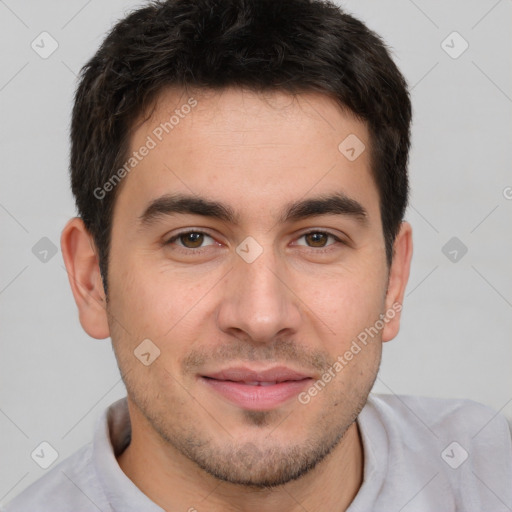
[105,87,395,486]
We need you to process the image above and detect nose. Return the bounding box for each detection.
[216,244,302,344]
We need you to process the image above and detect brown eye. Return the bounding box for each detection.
[166,231,215,249]
[295,231,341,249]
[304,232,330,247]
[179,232,204,248]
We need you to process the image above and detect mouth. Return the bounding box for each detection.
[199,366,314,411]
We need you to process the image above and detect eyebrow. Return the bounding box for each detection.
[137,191,368,229]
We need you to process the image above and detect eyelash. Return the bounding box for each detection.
[164,229,345,254]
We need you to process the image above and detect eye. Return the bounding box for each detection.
[164,229,344,255]
[165,230,217,249]
[294,230,342,249]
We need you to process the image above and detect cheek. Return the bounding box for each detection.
[109,254,218,344]
[303,268,387,346]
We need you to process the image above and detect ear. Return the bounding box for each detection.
[381,221,413,343]
[61,217,110,340]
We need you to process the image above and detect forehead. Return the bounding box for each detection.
[113,87,381,230]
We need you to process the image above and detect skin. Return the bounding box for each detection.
[61,87,412,512]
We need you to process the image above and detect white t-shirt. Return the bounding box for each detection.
[3,393,511,511]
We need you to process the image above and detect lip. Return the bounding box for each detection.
[200,366,314,411]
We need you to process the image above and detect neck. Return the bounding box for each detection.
[118,400,364,512]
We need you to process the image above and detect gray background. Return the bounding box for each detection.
[1,0,511,503]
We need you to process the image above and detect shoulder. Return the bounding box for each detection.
[357,393,512,510]
[2,442,105,512]
[365,392,511,442]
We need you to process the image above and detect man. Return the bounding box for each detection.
[5,0,511,511]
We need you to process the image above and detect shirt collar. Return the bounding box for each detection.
[92,395,381,511]
[92,397,164,512]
